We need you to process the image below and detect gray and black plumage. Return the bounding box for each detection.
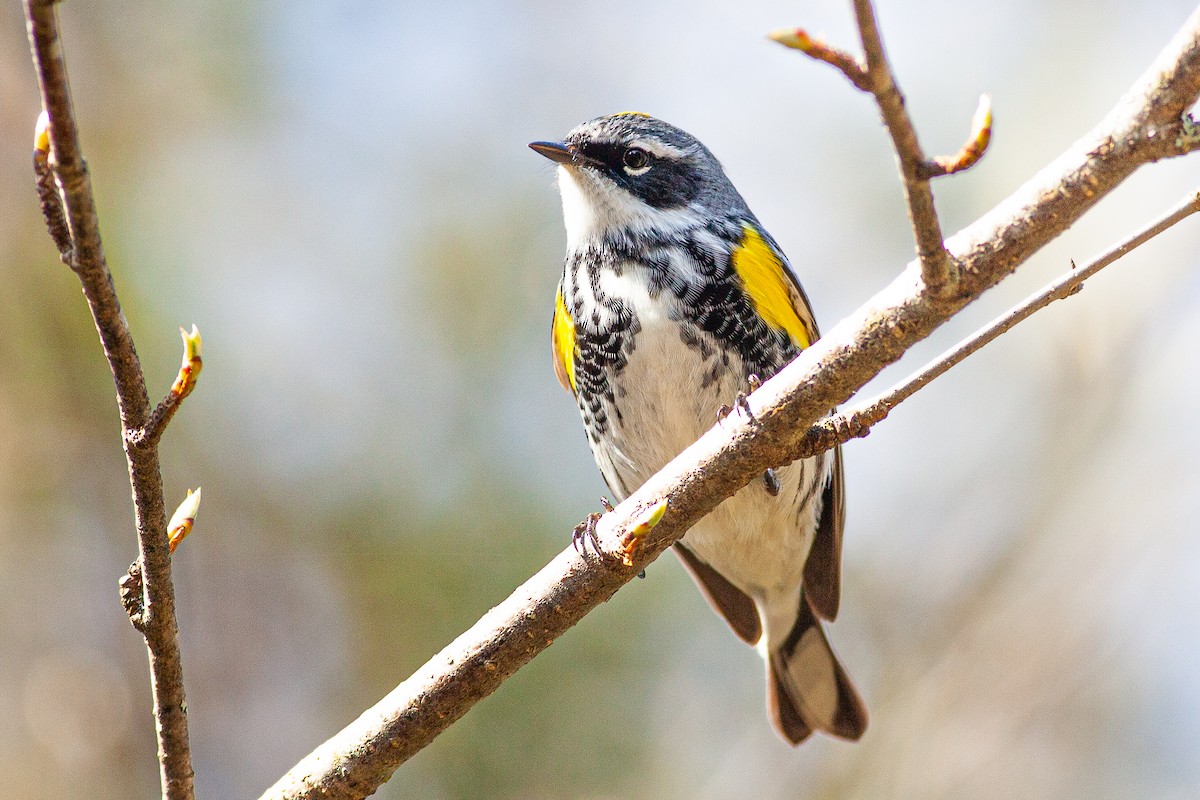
[533,113,867,744]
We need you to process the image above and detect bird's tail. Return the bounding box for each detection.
[766,598,868,745]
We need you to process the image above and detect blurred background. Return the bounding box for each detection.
[2,0,1200,797]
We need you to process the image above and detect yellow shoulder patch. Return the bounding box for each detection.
[731,224,813,350]
[551,287,577,393]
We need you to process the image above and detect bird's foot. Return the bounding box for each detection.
[718,374,761,425]
[571,497,616,557]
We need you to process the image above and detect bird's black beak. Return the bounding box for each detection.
[529,140,599,168]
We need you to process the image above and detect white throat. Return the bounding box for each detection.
[555,165,704,250]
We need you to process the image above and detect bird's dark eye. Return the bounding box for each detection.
[622,147,650,171]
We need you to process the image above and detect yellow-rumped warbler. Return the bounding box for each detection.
[531,113,866,745]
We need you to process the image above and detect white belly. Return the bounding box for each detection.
[586,271,826,604]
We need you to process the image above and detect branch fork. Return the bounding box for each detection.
[771,1,997,296]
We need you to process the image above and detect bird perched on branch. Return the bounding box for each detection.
[531,113,867,744]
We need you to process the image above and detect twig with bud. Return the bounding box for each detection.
[122,488,204,631]
[771,0,995,294]
[131,325,204,449]
[24,1,200,797]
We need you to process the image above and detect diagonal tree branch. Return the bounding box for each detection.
[24,1,197,798]
[261,7,1200,800]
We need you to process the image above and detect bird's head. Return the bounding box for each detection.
[530,113,747,247]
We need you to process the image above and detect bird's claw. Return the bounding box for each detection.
[571,511,604,557]
[718,375,761,425]
[572,497,619,558]
[762,467,781,496]
[735,391,755,423]
[716,393,754,424]
[575,496,667,575]
[740,374,762,422]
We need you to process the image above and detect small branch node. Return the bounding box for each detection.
[843,405,885,439]
[1065,259,1085,296]
[33,111,73,259]
[119,561,147,633]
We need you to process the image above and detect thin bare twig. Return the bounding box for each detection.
[791,189,1200,458]
[852,0,957,291]
[261,7,1200,799]
[23,1,196,798]
[773,2,994,294]
[768,28,870,90]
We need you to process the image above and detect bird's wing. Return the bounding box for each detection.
[674,542,762,645]
[735,222,845,620]
[730,222,820,350]
[551,285,576,394]
[803,446,846,621]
